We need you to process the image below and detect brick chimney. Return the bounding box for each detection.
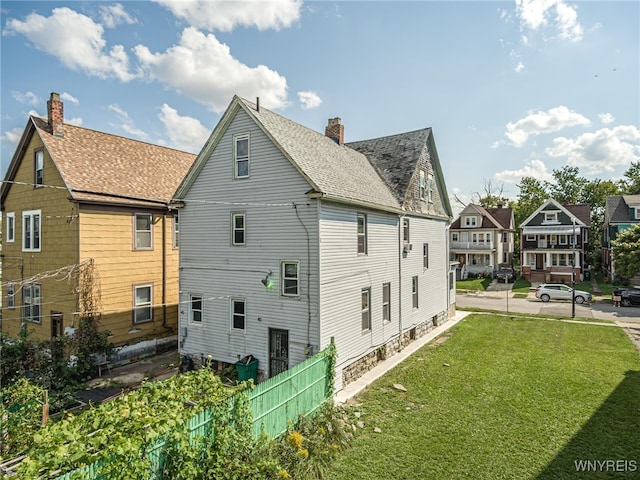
[325,117,344,145]
[47,92,64,137]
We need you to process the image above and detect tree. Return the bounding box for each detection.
[620,161,640,194]
[545,166,589,205]
[515,176,548,228]
[583,179,621,267]
[611,223,640,280]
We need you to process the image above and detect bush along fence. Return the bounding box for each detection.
[5,341,336,479]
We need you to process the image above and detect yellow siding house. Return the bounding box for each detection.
[1,93,196,346]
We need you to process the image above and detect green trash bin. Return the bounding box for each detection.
[236,355,259,382]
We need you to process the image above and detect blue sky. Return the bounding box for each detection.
[1,1,638,212]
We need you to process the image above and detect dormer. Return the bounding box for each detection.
[542,210,560,224]
[462,215,479,228]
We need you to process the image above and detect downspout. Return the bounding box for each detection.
[162,214,167,329]
[293,203,312,351]
[397,214,403,345]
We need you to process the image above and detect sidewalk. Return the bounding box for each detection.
[334,310,471,405]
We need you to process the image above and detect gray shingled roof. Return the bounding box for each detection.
[451,204,513,230]
[346,129,432,204]
[606,195,640,223]
[30,117,196,207]
[237,98,401,210]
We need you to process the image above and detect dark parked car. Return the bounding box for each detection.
[613,287,640,307]
[495,267,516,283]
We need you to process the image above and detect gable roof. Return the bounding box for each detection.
[2,116,196,208]
[451,203,513,229]
[177,96,451,217]
[606,195,640,224]
[520,198,590,228]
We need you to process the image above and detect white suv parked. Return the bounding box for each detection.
[535,283,592,304]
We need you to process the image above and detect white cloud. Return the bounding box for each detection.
[155,0,302,32]
[546,125,640,174]
[108,104,149,140]
[514,62,525,73]
[134,27,288,113]
[598,113,615,125]
[515,0,583,42]
[2,127,24,147]
[67,117,83,126]
[157,104,210,153]
[504,106,590,147]
[298,91,322,110]
[12,91,39,105]
[61,92,79,105]
[100,3,137,29]
[3,7,136,81]
[495,158,554,185]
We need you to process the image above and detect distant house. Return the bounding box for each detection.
[602,195,640,281]
[520,198,591,283]
[1,92,196,347]
[174,96,455,391]
[449,203,515,279]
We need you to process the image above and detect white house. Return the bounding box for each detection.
[173,96,454,391]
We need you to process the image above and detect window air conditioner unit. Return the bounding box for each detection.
[403,243,412,253]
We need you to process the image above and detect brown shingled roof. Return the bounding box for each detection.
[32,116,196,207]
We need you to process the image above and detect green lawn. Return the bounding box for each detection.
[328,315,640,480]
[456,276,493,291]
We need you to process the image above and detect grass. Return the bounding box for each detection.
[328,315,640,480]
[456,308,615,324]
[456,276,493,291]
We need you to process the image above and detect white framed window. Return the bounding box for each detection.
[526,234,535,241]
[134,213,153,250]
[34,150,44,187]
[173,214,179,249]
[451,232,459,242]
[412,275,418,309]
[361,288,371,332]
[419,170,426,200]
[133,285,153,324]
[6,212,15,243]
[382,283,391,324]
[543,212,558,223]
[22,210,41,252]
[23,284,41,323]
[423,243,429,268]
[550,234,557,245]
[502,232,508,243]
[281,261,299,296]
[464,216,477,227]
[234,134,249,178]
[449,272,455,291]
[633,207,640,220]
[403,218,410,243]
[427,173,434,203]
[190,294,202,323]
[232,212,246,245]
[7,282,15,309]
[357,213,367,254]
[231,298,246,331]
[559,234,567,245]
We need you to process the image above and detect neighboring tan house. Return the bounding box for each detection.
[602,194,640,282]
[449,203,515,279]
[174,96,455,391]
[1,92,196,347]
[520,198,591,283]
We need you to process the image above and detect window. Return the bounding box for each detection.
[7,282,15,309]
[133,285,152,324]
[559,234,567,245]
[403,218,410,243]
[282,261,299,296]
[502,232,508,243]
[464,216,477,227]
[190,294,202,323]
[357,213,367,254]
[134,214,152,250]
[544,212,558,223]
[234,134,249,178]
[6,212,15,243]
[231,298,246,331]
[22,210,41,252]
[423,243,429,268]
[173,214,179,248]
[427,173,434,203]
[550,234,557,245]
[419,170,426,200]
[34,150,44,186]
[232,213,246,245]
[451,232,459,242]
[382,283,391,323]
[23,284,41,323]
[412,275,418,309]
[526,234,535,241]
[449,272,454,291]
[361,288,371,332]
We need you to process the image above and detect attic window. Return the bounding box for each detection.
[543,212,558,223]
[464,216,477,227]
[428,173,434,203]
[34,150,44,187]
[234,134,249,179]
[419,170,426,200]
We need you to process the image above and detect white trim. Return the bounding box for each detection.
[6,212,15,243]
[133,213,153,250]
[189,293,203,324]
[231,212,246,246]
[233,133,250,179]
[230,297,246,332]
[281,260,300,297]
[22,210,41,252]
[133,284,153,324]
